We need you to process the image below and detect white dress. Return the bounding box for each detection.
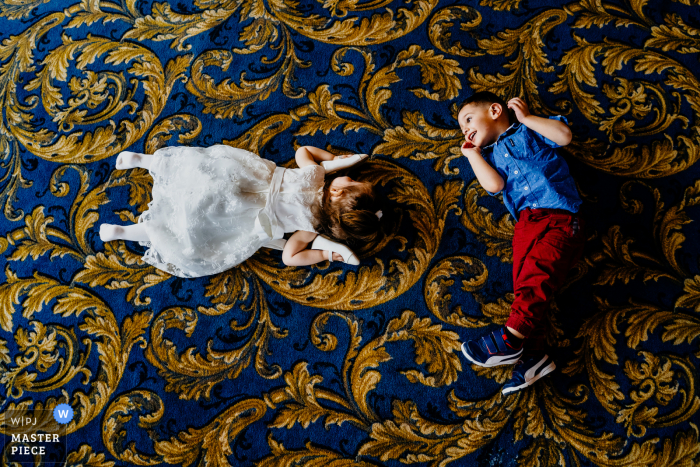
[137,145,325,278]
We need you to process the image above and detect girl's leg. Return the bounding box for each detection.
[99,223,150,242]
[115,151,154,170]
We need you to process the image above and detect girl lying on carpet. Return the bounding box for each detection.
[99,145,384,278]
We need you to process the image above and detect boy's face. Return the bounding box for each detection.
[457,102,503,148]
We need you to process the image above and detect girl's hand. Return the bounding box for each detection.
[461,140,481,157]
[507,97,531,122]
[332,252,343,261]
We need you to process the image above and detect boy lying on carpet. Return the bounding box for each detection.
[99,145,384,277]
[457,91,586,394]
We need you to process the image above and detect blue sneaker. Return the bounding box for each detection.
[461,327,523,367]
[502,354,556,395]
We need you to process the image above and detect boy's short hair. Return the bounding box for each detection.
[459,91,512,124]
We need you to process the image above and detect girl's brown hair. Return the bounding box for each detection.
[313,174,384,247]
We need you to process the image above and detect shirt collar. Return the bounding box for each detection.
[483,122,521,149]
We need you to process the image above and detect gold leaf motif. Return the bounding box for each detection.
[518,437,565,467]
[552,37,700,177]
[270,362,364,430]
[675,275,700,311]
[269,0,438,46]
[3,322,91,398]
[646,13,700,53]
[566,298,700,434]
[234,17,279,54]
[461,179,514,262]
[653,423,700,467]
[4,0,700,461]
[618,352,700,437]
[145,307,244,399]
[0,267,151,433]
[122,2,238,51]
[599,78,688,144]
[0,0,51,20]
[257,434,378,467]
[296,84,373,136]
[147,274,287,400]
[187,38,307,119]
[5,206,81,262]
[145,114,202,154]
[65,444,116,467]
[64,0,135,30]
[74,242,171,306]
[595,226,676,286]
[0,338,10,365]
[384,310,463,387]
[569,0,648,30]
[14,35,191,162]
[155,398,268,467]
[376,112,462,175]
[102,390,164,465]
[14,322,58,372]
[429,6,484,58]
[477,294,514,325]
[563,297,626,411]
[425,255,490,328]
[366,45,463,129]
[470,364,512,383]
[223,114,293,154]
[395,46,463,101]
[469,9,568,117]
[535,382,630,464]
[360,392,513,463]
[618,352,676,436]
[480,0,522,11]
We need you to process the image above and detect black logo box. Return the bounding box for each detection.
[1,410,68,467]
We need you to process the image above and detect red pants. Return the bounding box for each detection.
[505,208,585,354]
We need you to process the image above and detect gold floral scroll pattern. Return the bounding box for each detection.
[1,0,700,466]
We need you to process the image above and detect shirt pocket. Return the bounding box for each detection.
[509,134,545,160]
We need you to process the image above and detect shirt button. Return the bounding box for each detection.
[514,170,518,174]
[504,155,508,157]
[524,187,529,190]
[533,203,537,206]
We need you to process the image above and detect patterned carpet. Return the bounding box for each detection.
[1,0,699,465]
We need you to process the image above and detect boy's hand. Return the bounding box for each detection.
[507,97,531,122]
[461,140,481,157]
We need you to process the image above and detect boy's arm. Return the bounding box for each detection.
[508,98,572,146]
[461,143,505,194]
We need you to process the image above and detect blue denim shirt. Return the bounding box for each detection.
[481,116,582,219]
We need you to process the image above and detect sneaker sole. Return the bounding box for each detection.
[502,360,556,395]
[461,342,523,368]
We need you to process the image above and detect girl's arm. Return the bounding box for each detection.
[295,146,337,168]
[462,144,505,193]
[281,230,341,266]
[507,98,572,146]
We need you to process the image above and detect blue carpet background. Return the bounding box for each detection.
[1,0,700,465]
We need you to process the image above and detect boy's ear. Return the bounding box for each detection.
[489,103,503,120]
